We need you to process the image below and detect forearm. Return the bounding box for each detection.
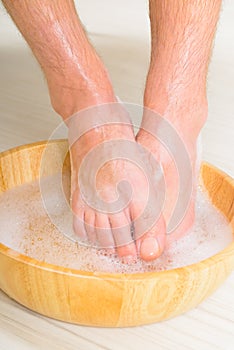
[145,0,222,110]
[2,0,115,118]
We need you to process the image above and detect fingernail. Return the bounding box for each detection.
[140,236,160,261]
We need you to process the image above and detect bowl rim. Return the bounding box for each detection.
[0,140,233,281]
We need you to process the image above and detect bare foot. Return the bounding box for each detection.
[68,103,166,261]
[44,44,166,262]
[136,99,207,244]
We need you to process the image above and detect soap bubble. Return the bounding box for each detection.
[0,171,232,273]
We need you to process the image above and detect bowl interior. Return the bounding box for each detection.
[0,139,233,277]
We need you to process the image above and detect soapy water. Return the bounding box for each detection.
[0,172,233,273]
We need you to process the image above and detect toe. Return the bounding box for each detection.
[71,189,87,241]
[131,201,166,261]
[138,215,166,261]
[73,209,87,241]
[110,212,137,261]
[84,207,97,244]
[95,213,115,253]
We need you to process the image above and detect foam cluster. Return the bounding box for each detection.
[0,172,232,273]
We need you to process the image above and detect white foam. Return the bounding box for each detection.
[0,172,233,273]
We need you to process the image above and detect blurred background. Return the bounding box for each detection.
[0,0,233,176]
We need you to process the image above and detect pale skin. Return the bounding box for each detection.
[2,0,221,262]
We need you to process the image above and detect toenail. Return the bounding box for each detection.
[140,236,160,260]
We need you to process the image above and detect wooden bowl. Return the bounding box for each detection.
[0,140,233,327]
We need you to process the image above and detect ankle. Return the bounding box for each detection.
[48,76,116,120]
[144,61,208,114]
[143,83,208,142]
[46,56,116,120]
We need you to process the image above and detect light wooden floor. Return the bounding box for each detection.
[0,1,233,349]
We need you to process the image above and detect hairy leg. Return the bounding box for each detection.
[2,0,115,117]
[137,0,222,241]
[3,0,166,260]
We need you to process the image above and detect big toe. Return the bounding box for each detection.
[140,225,166,261]
[135,209,166,261]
